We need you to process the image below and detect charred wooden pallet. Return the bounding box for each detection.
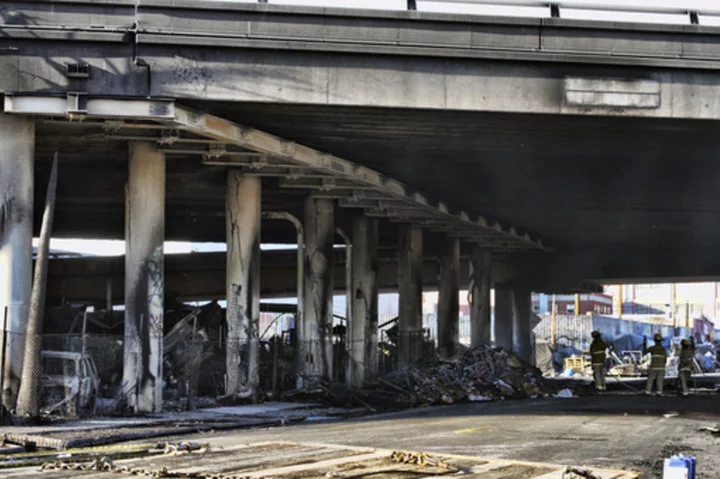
[1,441,641,479]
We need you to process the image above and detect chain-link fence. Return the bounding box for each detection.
[0,307,446,417]
[533,314,593,351]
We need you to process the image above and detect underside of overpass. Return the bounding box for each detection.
[36,104,720,253]
[33,103,720,288]
[3,0,720,414]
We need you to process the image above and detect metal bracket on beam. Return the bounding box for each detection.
[203,144,227,161]
[103,120,124,134]
[320,177,336,191]
[159,129,180,146]
[66,92,88,117]
[247,155,269,170]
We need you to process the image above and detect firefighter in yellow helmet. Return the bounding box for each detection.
[678,337,696,397]
[589,331,607,392]
[644,333,667,396]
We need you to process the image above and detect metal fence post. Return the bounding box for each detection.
[0,306,7,418]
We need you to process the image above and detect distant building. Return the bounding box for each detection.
[532,293,613,316]
[607,283,720,326]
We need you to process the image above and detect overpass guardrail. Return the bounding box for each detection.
[249,0,720,25]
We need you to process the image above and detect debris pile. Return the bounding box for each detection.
[379,346,555,406]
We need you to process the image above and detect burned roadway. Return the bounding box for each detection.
[3,395,720,478]
[3,2,720,473]
[196,395,720,477]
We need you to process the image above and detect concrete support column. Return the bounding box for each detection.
[300,197,334,385]
[349,216,379,386]
[398,225,423,367]
[0,115,34,411]
[512,289,533,363]
[469,247,492,347]
[123,141,165,413]
[437,236,460,358]
[225,172,261,400]
[494,286,514,351]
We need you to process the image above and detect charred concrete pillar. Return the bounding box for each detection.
[300,197,334,385]
[123,141,165,413]
[494,286,514,351]
[512,288,533,363]
[225,172,261,401]
[0,114,34,411]
[398,225,423,367]
[469,247,492,347]
[349,215,379,386]
[437,236,460,358]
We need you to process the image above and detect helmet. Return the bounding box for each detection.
[653,333,663,342]
[591,331,601,338]
[681,339,690,347]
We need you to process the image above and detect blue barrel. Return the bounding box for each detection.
[663,455,696,479]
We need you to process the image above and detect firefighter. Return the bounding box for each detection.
[589,331,607,392]
[644,333,667,396]
[678,337,696,397]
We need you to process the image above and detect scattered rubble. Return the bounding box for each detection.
[376,346,566,406]
[563,466,600,478]
[699,425,720,435]
[556,389,575,399]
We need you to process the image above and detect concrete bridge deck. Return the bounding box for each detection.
[2,1,720,412]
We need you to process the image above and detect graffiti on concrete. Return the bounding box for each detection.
[147,248,164,337]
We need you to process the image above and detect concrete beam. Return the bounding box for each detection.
[54,244,720,305]
[0,114,34,411]
[45,251,452,304]
[494,248,720,292]
[437,236,460,359]
[225,172,261,400]
[398,225,423,367]
[2,95,546,252]
[123,141,165,413]
[5,3,720,121]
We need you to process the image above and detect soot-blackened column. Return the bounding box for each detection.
[398,225,423,367]
[123,141,165,413]
[225,172,261,401]
[469,247,492,347]
[494,286,514,351]
[0,114,34,411]
[300,198,335,385]
[437,236,460,358]
[349,215,379,386]
[513,288,533,363]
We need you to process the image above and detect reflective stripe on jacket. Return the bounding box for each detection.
[589,339,607,365]
[648,344,667,370]
[679,347,695,372]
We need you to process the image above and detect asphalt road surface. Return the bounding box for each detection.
[5,393,720,478]
[193,394,720,478]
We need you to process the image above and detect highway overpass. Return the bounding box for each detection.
[2,0,720,411]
